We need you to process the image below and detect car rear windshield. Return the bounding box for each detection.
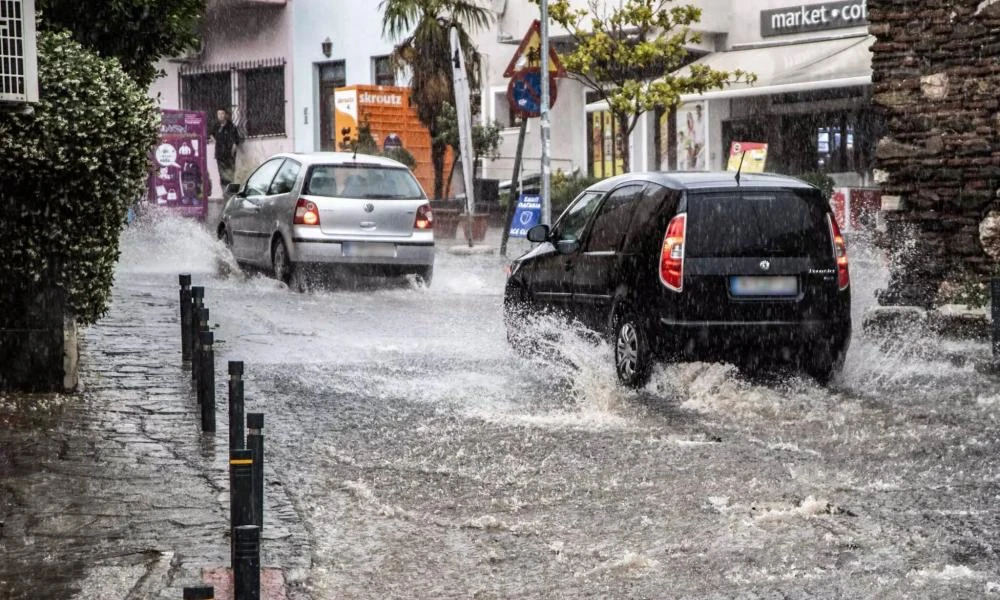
[686,189,831,259]
[305,164,425,199]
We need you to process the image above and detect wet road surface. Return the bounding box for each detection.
[5,216,1000,598]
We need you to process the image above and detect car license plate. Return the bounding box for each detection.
[730,276,798,297]
[342,242,396,258]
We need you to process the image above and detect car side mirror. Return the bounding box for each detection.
[226,182,242,196]
[526,224,550,243]
[556,239,580,255]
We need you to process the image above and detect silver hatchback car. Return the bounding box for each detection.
[218,152,435,287]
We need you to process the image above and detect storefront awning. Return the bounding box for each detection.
[677,35,873,102]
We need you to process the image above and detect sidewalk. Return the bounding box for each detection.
[0,273,309,599]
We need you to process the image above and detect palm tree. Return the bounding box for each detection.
[380,0,492,200]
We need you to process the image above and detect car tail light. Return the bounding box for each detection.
[828,214,849,290]
[414,203,433,230]
[294,198,320,226]
[659,214,686,292]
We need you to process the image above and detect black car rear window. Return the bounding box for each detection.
[686,190,831,259]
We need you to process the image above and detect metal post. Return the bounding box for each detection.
[233,525,261,600]
[992,278,1000,358]
[182,586,214,600]
[247,413,264,530]
[229,361,245,450]
[539,0,552,226]
[230,448,254,567]
[193,306,209,383]
[199,331,216,432]
[190,286,205,363]
[179,274,192,361]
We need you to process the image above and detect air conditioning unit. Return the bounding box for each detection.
[0,0,39,103]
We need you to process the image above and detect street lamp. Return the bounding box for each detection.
[321,38,332,58]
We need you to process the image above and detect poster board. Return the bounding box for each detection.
[676,102,708,170]
[727,141,769,173]
[147,109,209,220]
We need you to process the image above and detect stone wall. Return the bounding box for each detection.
[869,0,1000,307]
[0,285,78,392]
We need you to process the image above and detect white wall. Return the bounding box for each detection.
[292,0,401,152]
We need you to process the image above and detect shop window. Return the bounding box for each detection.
[372,55,395,86]
[587,109,625,179]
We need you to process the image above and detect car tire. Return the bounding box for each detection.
[613,312,652,388]
[804,344,846,385]
[272,238,295,287]
[504,284,536,357]
[415,265,433,287]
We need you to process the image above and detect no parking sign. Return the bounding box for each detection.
[509,193,542,238]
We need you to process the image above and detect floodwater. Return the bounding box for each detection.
[112,214,1000,598]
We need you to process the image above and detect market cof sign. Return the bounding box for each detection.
[761,0,868,37]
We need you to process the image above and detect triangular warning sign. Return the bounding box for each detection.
[503,20,566,78]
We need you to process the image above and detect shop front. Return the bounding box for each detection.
[669,0,881,218]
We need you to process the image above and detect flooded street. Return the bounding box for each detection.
[52,216,1000,597]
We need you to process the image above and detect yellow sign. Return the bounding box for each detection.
[727,141,768,173]
[503,20,566,77]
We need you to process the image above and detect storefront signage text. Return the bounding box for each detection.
[761,0,867,38]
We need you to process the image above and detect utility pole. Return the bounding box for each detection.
[539,0,552,225]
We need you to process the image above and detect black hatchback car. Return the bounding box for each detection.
[503,172,851,387]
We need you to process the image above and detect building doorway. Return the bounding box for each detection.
[318,61,346,151]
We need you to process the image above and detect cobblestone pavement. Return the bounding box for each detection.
[0,273,310,600]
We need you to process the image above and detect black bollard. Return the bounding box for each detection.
[190,286,205,363]
[199,331,216,432]
[229,361,245,450]
[230,448,254,566]
[182,586,214,599]
[233,525,261,600]
[247,413,264,530]
[992,278,1000,359]
[179,274,192,362]
[193,307,209,385]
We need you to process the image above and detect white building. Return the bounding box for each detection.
[149,0,875,196]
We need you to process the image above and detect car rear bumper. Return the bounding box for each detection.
[289,230,434,267]
[653,317,851,360]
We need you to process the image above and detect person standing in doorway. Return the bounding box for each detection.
[209,108,242,195]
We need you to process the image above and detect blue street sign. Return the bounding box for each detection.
[509,193,542,238]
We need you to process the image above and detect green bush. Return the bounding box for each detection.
[0,30,159,326]
[798,171,836,200]
[551,171,601,218]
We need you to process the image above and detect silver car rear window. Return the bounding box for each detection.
[305,165,425,199]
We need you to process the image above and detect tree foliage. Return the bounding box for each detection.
[380,0,492,198]
[37,0,205,87]
[0,31,160,326]
[537,0,754,171]
[433,102,503,163]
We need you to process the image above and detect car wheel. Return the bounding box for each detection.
[415,265,433,287]
[504,285,536,357]
[218,225,233,249]
[614,312,651,388]
[803,344,846,385]
[272,238,294,286]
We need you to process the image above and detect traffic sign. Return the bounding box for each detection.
[503,20,566,78]
[509,193,542,238]
[507,69,558,118]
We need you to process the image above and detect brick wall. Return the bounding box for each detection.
[870,0,1000,307]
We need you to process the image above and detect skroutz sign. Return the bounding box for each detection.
[761,0,868,38]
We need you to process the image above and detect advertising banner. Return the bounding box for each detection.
[676,102,708,170]
[509,193,542,238]
[147,109,209,219]
[727,141,769,173]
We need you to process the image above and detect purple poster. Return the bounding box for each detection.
[147,109,210,219]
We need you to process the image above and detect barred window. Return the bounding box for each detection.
[180,58,286,138]
[242,66,285,137]
[372,55,395,86]
[180,71,231,120]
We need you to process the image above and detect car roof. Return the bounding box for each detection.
[586,171,817,192]
[270,151,410,169]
